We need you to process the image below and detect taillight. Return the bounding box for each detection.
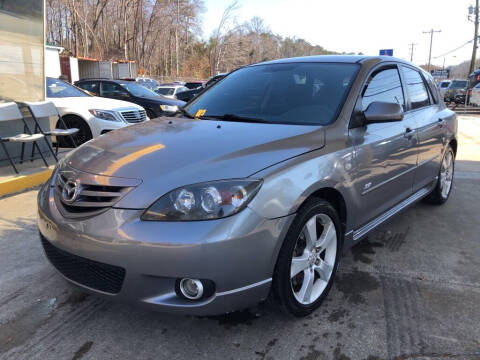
[468,89,472,96]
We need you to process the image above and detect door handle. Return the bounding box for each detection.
[404,127,414,140]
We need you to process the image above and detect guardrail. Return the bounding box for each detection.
[447,103,480,115]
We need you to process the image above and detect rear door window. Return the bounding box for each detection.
[423,73,439,104]
[402,67,431,110]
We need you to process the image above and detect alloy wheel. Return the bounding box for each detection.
[290,213,337,305]
[440,149,454,199]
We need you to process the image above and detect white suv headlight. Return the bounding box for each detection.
[141,179,262,221]
[88,109,122,122]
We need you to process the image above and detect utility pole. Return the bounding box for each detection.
[408,43,417,62]
[469,0,479,74]
[423,29,441,72]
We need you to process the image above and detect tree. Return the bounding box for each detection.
[46,0,340,80]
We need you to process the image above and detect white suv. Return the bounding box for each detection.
[47,77,148,145]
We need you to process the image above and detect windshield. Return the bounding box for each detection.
[156,87,175,96]
[184,63,359,125]
[440,82,450,88]
[119,82,158,97]
[46,78,90,98]
[451,80,467,88]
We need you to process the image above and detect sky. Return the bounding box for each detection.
[201,0,476,67]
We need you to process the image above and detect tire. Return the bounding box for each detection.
[424,145,455,205]
[146,109,157,120]
[272,198,343,317]
[57,116,92,147]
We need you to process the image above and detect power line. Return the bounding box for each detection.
[432,39,474,59]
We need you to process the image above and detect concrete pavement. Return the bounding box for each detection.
[0,117,479,360]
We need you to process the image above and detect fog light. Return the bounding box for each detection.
[179,278,204,300]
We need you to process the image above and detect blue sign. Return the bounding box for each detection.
[379,49,394,56]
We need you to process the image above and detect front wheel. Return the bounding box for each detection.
[424,145,455,205]
[57,116,92,146]
[146,109,157,120]
[272,199,342,317]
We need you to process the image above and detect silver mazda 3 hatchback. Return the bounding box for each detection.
[38,56,457,316]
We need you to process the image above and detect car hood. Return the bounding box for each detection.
[62,117,325,209]
[138,95,185,106]
[47,96,143,111]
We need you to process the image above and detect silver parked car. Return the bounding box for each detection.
[38,56,457,317]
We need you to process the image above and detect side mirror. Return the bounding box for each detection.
[363,101,403,124]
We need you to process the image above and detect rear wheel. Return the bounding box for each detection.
[424,145,455,205]
[57,115,92,146]
[272,199,342,317]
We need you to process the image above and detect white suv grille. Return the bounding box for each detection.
[120,109,147,123]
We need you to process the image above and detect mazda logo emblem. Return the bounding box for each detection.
[61,180,81,204]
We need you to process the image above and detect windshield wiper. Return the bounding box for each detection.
[201,113,267,123]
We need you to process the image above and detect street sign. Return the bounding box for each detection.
[379,49,394,56]
[431,69,450,78]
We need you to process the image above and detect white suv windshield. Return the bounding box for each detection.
[185,62,359,125]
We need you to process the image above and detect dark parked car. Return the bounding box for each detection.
[75,79,185,118]
[39,56,456,317]
[175,87,203,102]
[443,79,468,103]
[176,74,228,102]
[468,68,480,89]
[184,81,206,89]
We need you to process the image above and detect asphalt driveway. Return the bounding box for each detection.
[0,116,479,360]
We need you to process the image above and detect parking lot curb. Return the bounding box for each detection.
[0,168,53,197]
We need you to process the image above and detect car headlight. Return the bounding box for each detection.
[160,104,178,113]
[141,179,262,221]
[88,109,122,122]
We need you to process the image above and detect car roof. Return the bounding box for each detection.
[253,55,413,66]
[76,79,131,83]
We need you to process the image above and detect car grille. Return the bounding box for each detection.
[120,109,147,123]
[54,172,133,219]
[40,235,126,294]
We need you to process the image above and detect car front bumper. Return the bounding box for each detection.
[88,116,131,138]
[37,181,294,315]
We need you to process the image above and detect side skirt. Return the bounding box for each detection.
[342,186,432,252]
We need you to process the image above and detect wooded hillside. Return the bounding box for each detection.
[46,0,339,79]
